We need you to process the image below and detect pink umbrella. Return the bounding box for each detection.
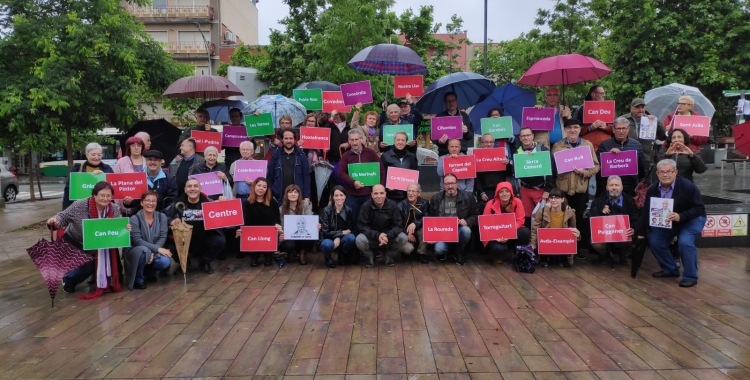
[518,54,611,87]
[27,231,94,307]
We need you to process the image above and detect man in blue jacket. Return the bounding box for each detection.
[636,158,706,288]
[267,129,310,203]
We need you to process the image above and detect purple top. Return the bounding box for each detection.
[659,181,675,199]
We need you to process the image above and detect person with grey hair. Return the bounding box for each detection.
[588,175,639,265]
[229,140,256,202]
[619,97,666,164]
[62,142,114,210]
[134,132,151,150]
[398,182,430,263]
[636,159,706,288]
[190,145,233,201]
[596,117,648,197]
[378,103,414,154]
[338,127,385,234]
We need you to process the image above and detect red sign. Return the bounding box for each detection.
[393,75,424,97]
[201,199,244,230]
[300,127,331,150]
[106,172,148,200]
[191,130,223,153]
[423,217,458,242]
[537,228,578,255]
[582,101,616,124]
[673,115,711,137]
[322,91,350,113]
[478,214,517,241]
[240,226,279,252]
[472,147,506,172]
[589,215,631,244]
[442,155,476,179]
[385,167,419,191]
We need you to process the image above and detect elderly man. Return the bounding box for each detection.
[338,128,386,234]
[356,184,408,268]
[437,139,475,193]
[433,92,474,155]
[229,140,256,203]
[170,138,206,197]
[637,159,706,288]
[398,183,430,263]
[429,173,480,265]
[268,130,310,203]
[142,150,177,211]
[475,133,511,204]
[381,131,418,202]
[533,86,572,148]
[379,102,419,154]
[135,132,152,151]
[588,175,639,264]
[177,109,219,148]
[510,127,554,227]
[620,98,666,164]
[596,117,649,198]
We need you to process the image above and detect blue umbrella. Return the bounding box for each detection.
[295,81,341,92]
[468,84,537,135]
[414,72,496,115]
[198,99,251,123]
[247,94,308,128]
[348,44,428,75]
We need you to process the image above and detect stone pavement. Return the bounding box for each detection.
[0,198,61,262]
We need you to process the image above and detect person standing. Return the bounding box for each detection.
[620,98,666,164]
[190,146,233,201]
[267,129,311,203]
[338,129,386,234]
[177,109,218,149]
[379,103,417,154]
[657,129,707,182]
[437,139,474,193]
[224,107,255,170]
[229,141,257,203]
[62,142,114,210]
[576,85,614,152]
[238,177,280,267]
[663,95,709,152]
[533,86,572,148]
[596,117,648,198]
[169,138,205,198]
[475,133,511,205]
[432,92,474,155]
[509,127,554,227]
[381,131,418,202]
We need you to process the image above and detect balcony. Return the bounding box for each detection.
[162,41,216,59]
[127,6,214,22]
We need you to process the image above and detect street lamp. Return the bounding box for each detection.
[193,22,211,75]
[483,0,487,76]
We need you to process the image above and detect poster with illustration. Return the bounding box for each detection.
[649,197,674,229]
[639,117,657,140]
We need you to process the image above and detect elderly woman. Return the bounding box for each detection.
[123,190,172,290]
[657,128,707,182]
[351,103,380,153]
[238,177,280,267]
[47,181,131,297]
[663,95,709,152]
[190,145,233,200]
[62,142,114,210]
[530,188,580,267]
[278,184,316,266]
[379,103,412,153]
[114,136,146,214]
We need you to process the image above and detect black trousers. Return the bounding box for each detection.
[486,227,531,257]
[565,192,589,249]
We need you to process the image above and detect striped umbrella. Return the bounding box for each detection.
[348,44,428,75]
[163,75,244,99]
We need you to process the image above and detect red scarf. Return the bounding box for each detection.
[79,197,122,299]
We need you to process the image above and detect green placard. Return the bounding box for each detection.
[69,172,107,200]
[382,125,414,145]
[418,119,431,133]
[348,162,380,186]
[82,217,131,250]
[481,117,514,139]
[513,151,552,178]
[244,113,275,137]
[293,89,323,111]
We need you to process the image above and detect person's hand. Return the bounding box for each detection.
[405,93,413,103]
[667,212,680,222]
[91,170,103,175]
[275,224,283,232]
[147,253,154,265]
[244,178,253,185]
[637,235,645,240]
[609,148,621,154]
[593,120,606,130]
[495,237,508,243]
[458,219,467,227]
[158,248,172,258]
[126,224,132,232]
[318,223,322,230]
[204,123,212,131]
[450,153,458,159]
[481,193,488,202]
[407,234,416,243]
[235,229,241,238]
[279,232,285,242]
[501,157,509,165]
[625,228,634,237]
[380,142,389,148]
[602,205,610,215]
[331,110,338,118]
[534,104,544,110]
[355,102,363,111]
[218,196,227,201]
[560,106,571,118]
[438,135,448,144]
[571,229,580,238]
[123,196,133,205]
[407,140,417,147]
[340,142,350,150]
[462,125,468,133]
[379,233,388,246]
[354,181,364,189]
[647,115,656,120]
[333,237,341,249]
[254,110,261,116]
[274,138,281,146]
[297,139,305,146]
[382,100,388,110]
[542,191,549,201]
[46,218,58,228]
[342,229,351,235]
[304,198,310,205]
[217,172,227,181]
[572,167,584,176]
[406,223,416,235]
[666,144,680,156]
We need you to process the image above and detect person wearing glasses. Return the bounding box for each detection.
[636,159,706,288]
[475,133,511,207]
[62,142,115,210]
[432,92,474,156]
[662,95,709,152]
[530,188,580,267]
[509,127,554,228]
[575,85,614,152]
[533,86,572,148]
[398,182,431,263]
[428,173,480,265]
[596,117,649,198]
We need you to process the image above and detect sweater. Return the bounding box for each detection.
[337,147,386,197]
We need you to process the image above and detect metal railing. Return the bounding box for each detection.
[161,41,214,55]
[127,6,214,19]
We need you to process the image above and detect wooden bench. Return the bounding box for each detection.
[721,158,750,175]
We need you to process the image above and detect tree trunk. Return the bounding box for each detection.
[35,153,43,200]
[28,151,36,202]
[66,124,73,171]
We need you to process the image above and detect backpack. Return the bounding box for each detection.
[513,245,537,273]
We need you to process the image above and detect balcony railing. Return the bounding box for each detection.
[127,6,214,20]
[161,41,215,55]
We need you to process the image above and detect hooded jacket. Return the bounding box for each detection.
[482,182,526,230]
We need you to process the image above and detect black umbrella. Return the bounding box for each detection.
[295,81,341,92]
[121,119,182,164]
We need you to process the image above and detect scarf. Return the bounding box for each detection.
[335,121,346,133]
[79,197,122,300]
[146,168,166,189]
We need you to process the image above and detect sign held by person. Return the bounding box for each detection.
[582,101,616,124]
[300,127,331,150]
[472,147,507,172]
[340,81,373,106]
[202,199,244,229]
[244,113,275,137]
[431,116,463,139]
[106,172,148,200]
[83,217,131,250]
[522,107,555,131]
[188,172,224,195]
[191,130,222,153]
[69,173,106,200]
[423,217,459,242]
[513,151,552,178]
[348,162,381,186]
[240,226,279,251]
[393,75,424,97]
[537,228,578,255]
[385,167,419,191]
[293,88,323,111]
[233,160,266,182]
[590,215,631,243]
[600,151,638,177]
[479,214,517,241]
[322,91,350,113]
[553,146,595,174]
[283,215,319,241]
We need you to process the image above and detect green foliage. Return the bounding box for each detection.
[216,45,269,78]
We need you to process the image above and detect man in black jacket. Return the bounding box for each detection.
[432,92,474,155]
[381,131,418,202]
[355,184,408,268]
[510,127,555,228]
[475,133,511,206]
[429,174,480,265]
[398,183,430,263]
[596,117,648,197]
[588,175,638,264]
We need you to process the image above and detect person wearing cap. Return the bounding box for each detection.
[596,117,649,198]
[141,150,177,212]
[619,97,666,164]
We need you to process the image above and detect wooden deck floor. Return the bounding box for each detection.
[0,247,749,380]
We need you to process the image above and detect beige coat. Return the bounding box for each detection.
[533,104,570,149]
[530,205,578,250]
[551,138,600,196]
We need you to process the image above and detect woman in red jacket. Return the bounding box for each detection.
[483,182,531,264]
[662,95,708,152]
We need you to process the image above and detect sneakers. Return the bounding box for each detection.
[385,256,395,267]
[62,282,75,293]
[364,257,374,268]
[418,255,429,264]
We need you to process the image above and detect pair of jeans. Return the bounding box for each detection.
[355,233,408,261]
[648,216,705,282]
[434,226,472,256]
[320,233,356,259]
[63,261,96,289]
[345,195,371,235]
[134,249,172,284]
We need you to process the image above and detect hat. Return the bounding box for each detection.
[397,99,410,106]
[143,150,163,159]
[631,98,646,107]
[563,118,582,127]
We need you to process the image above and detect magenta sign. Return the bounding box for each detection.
[188,172,224,195]
[233,160,266,182]
[600,150,638,177]
[521,107,556,131]
[222,126,250,148]
[340,80,373,106]
[431,116,463,139]
[553,146,595,174]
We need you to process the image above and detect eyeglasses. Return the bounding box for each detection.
[657,170,676,176]
[614,127,628,131]
[519,134,533,138]
[594,91,606,95]
[96,193,112,199]
[88,153,103,157]
[142,199,157,204]
[677,102,690,106]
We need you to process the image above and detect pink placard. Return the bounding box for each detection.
[385,167,419,191]
[672,115,711,137]
[522,107,556,131]
[553,146,595,174]
[233,160,266,182]
[431,116,463,139]
[600,150,638,177]
[222,126,250,148]
[340,80,373,106]
[188,172,224,195]
[582,101,616,124]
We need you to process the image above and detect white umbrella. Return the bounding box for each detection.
[644,83,716,121]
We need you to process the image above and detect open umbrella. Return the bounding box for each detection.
[171,219,193,283]
[295,81,341,92]
[27,232,94,307]
[120,119,182,163]
[414,72,496,115]
[468,83,537,135]
[163,75,244,99]
[732,121,750,157]
[312,161,334,206]
[198,99,251,123]
[348,44,428,75]
[644,83,716,122]
[518,54,612,87]
[247,94,307,129]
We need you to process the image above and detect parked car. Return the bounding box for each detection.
[1,164,18,201]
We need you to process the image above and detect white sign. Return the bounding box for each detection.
[283,215,320,241]
[701,214,747,237]
[648,198,673,229]
[639,117,657,140]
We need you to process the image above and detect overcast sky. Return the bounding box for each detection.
[255,0,552,45]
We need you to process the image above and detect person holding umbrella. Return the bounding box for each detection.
[433,92,474,156]
[533,86,571,148]
[663,95,709,152]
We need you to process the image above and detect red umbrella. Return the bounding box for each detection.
[518,54,612,87]
[163,75,243,99]
[732,121,750,157]
[27,231,94,307]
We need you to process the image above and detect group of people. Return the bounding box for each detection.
[51,85,708,300]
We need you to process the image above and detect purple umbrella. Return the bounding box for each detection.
[27,231,94,307]
[348,44,428,75]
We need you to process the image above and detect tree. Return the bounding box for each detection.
[469,35,543,85]
[216,45,269,78]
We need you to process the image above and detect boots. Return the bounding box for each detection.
[250,253,260,267]
[263,252,273,267]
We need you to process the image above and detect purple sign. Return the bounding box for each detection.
[600,150,638,177]
[553,146,595,174]
[431,116,463,139]
[188,172,224,195]
[234,160,266,182]
[222,126,250,148]
[522,107,556,131]
[340,80,373,106]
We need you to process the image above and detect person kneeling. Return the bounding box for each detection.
[483,182,531,264]
[124,190,173,289]
[398,183,430,263]
[428,174,479,265]
[320,186,356,268]
[356,185,408,267]
[588,176,638,265]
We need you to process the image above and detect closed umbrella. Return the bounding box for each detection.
[644,83,716,122]
[171,219,193,283]
[414,72,496,115]
[312,161,334,207]
[468,83,537,135]
[163,75,243,99]
[247,95,308,129]
[27,231,95,307]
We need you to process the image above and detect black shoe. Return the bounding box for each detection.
[146,276,158,283]
[250,255,259,267]
[419,255,429,264]
[263,253,273,267]
[237,252,247,259]
[679,279,697,288]
[453,254,464,266]
[337,257,346,266]
[539,261,549,267]
[437,253,446,261]
[364,257,374,268]
[217,253,227,261]
[575,254,587,260]
[652,271,679,278]
[201,261,215,274]
[385,256,395,267]
[62,283,75,293]
[134,282,147,290]
[325,258,336,268]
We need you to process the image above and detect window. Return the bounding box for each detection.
[148,31,168,43]
[194,66,209,75]
[178,31,203,42]
[176,0,209,6]
[152,0,167,8]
